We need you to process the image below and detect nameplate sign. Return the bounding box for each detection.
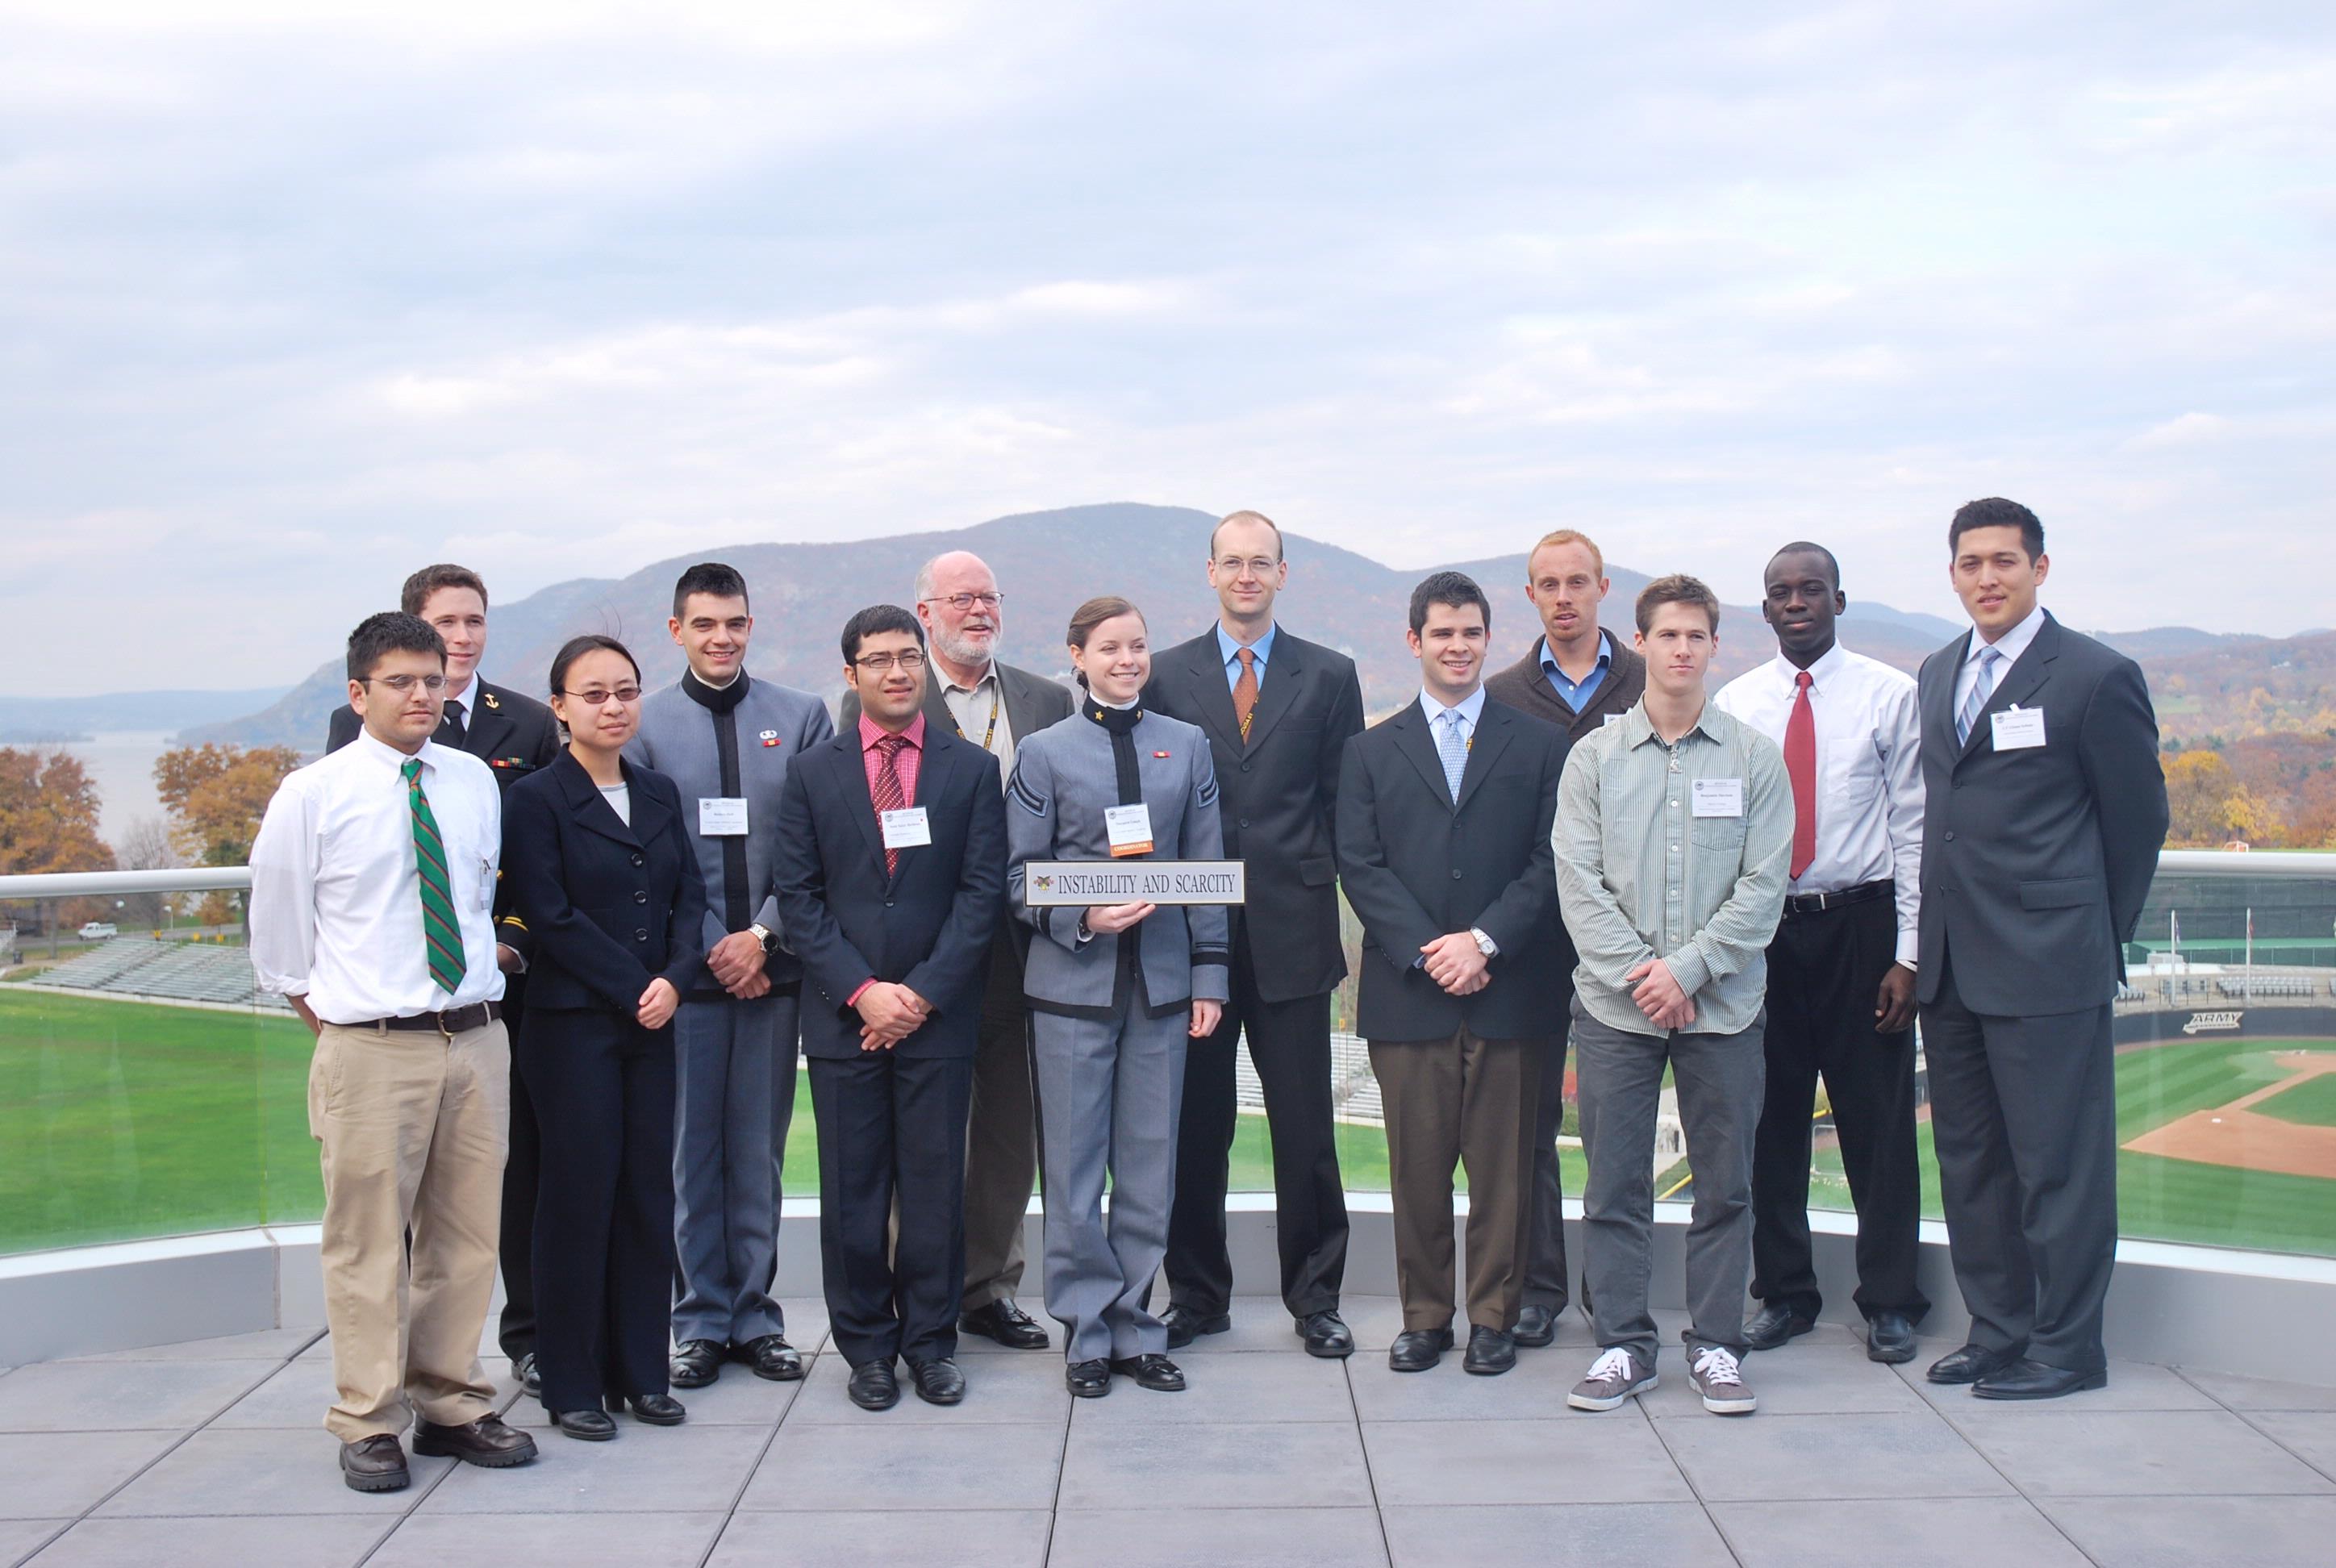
[1023,861,1247,907]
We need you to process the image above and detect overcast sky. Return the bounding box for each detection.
[6,0,2333,694]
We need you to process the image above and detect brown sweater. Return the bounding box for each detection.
[1483,632,1647,744]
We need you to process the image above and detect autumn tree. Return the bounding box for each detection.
[154,743,303,867]
[0,748,119,933]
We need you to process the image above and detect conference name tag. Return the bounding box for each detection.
[1992,707,2046,750]
[1103,803,1154,857]
[1691,778,1746,818]
[1024,860,1246,907]
[881,807,932,849]
[699,797,749,836]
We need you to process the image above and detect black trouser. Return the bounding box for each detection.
[811,1050,976,1367]
[1520,1023,1573,1314]
[524,1007,678,1415]
[1922,951,2116,1373]
[1750,890,1928,1323]
[495,977,539,1362]
[1165,938,1349,1320]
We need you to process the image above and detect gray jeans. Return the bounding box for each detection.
[1573,997,1765,1367]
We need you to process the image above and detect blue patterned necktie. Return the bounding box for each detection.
[1956,645,2001,745]
[1436,708,1468,803]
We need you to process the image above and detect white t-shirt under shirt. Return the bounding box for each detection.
[599,782,632,826]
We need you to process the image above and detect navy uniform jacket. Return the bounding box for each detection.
[1916,613,2168,1016]
[1335,697,1571,1042]
[770,723,1007,1060]
[502,753,709,1015]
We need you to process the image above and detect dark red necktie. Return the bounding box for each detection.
[872,735,907,878]
[1784,670,1817,882]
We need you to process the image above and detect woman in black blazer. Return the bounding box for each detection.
[503,635,707,1441]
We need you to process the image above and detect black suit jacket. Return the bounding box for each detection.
[1142,627,1365,1002]
[501,753,709,1016]
[1916,613,2168,1015]
[329,678,563,963]
[1483,633,1648,744]
[1334,696,1571,1041]
[771,724,1007,1060]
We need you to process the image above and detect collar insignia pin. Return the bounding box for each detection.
[482,691,500,709]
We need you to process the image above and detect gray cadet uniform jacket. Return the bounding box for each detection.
[1005,703,1233,1018]
[625,673,833,986]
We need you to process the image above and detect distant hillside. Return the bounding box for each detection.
[0,688,286,735]
[174,503,2317,749]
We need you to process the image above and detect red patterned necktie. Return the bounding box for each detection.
[1784,670,1817,882]
[1233,646,1258,742]
[872,734,907,877]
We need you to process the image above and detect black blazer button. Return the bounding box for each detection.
[1241,761,1252,772]
[633,890,649,903]
[1238,819,1249,830]
[634,928,649,942]
[1451,868,1463,879]
[630,853,645,867]
[884,899,895,908]
[1944,831,1956,843]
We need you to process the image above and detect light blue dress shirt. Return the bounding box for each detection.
[1541,631,1612,712]
[1216,622,1278,690]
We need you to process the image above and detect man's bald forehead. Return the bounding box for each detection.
[917,550,998,597]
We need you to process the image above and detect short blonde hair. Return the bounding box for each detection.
[1527,528,1604,581]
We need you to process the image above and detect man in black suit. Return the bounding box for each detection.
[774,604,1007,1412]
[1335,571,1570,1376]
[1145,510,1366,1358]
[1917,498,2167,1401]
[325,564,562,1392]
[839,549,1073,1352]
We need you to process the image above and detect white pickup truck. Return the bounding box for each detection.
[77,921,119,940]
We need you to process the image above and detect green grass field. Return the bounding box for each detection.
[2,989,2323,1259]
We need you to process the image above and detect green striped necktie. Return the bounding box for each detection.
[401,757,468,995]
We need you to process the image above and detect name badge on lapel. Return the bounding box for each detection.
[1691,778,1746,817]
[699,798,750,836]
[882,807,932,849]
[1104,803,1154,857]
[1991,707,2046,750]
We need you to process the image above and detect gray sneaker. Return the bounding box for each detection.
[1689,1345,1757,1414]
[1567,1346,1658,1411]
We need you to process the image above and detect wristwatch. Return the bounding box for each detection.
[748,923,779,954]
[1469,928,1498,959]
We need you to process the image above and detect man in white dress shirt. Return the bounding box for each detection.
[1714,543,1929,1364]
[251,611,538,1492]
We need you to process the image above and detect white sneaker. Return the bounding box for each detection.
[1568,1346,1658,1411]
[1690,1345,1757,1414]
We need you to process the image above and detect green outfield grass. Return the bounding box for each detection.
[2254,1070,2336,1129]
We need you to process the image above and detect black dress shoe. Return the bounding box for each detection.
[340,1433,410,1492]
[1463,1324,1517,1376]
[1512,1304,1559,1348]
[670,1339,724,1389]
[1388,1327,1454,1373]
[1111,1353,1187,1391]
[411,1412,538,1467]
[1296,1310,1355,1359]
[907,1357,968,1405]
[1925,1342,2021,1385]
[848,1358,901,1411]
[606,1392,686,1425]
[1975,1358,2109,1401]
[514,1351,541,1396]
[1161,1304,1230,1350]
[1066,1358,1112,1397]
[737,1334,805,1382]
[1866,1311,1917,1365]
[961,1299,1051,1350]
[552,1408,618,1441]
[1744,1302,1817,1351]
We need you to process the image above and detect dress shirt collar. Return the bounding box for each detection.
[1217,621,1277,671]
[1540,630,1612,677]
[939,661,997,696]
[352,728,440,776]
[1616,695,1727,750]
[443,669,481,711]
[1967,603,2046,669]
[1416,683,1487,729]
[857,711,928,751]
[1764,640,1846,695]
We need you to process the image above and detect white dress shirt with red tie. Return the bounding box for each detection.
[1714,642,1925,969]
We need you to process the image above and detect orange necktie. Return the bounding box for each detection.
[1233,646,1258,741]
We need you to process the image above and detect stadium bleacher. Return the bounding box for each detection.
[20,939,290,1011]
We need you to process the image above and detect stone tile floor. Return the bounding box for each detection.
[2,1296,2333,1566]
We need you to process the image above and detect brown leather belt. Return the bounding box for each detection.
[343,1001,503,1035]
[1781,878,1893,918]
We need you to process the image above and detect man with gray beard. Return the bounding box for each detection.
[841,550,1074,1347]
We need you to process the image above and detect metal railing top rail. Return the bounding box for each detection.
[0,851,2323,904]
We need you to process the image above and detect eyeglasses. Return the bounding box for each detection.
[1214,557,1279,578]
[853,651,927,673]
[920,592,1003,612]
[365,674,447,694]
[558,686,644,707]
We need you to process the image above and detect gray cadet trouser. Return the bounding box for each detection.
[1573,996,1765,1368]
[1031,997,1188,1365]
[672,992,800,1347]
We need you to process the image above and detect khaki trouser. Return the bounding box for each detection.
[310,1018,509,1441]
[1369,1028,1541,1334]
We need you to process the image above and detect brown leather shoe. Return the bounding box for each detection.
[340,1433,410,1492]
[411,1412,538,1468]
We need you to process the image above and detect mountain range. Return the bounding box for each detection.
[144,503,2320,749]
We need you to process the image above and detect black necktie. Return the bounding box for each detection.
[442,699,467,746]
